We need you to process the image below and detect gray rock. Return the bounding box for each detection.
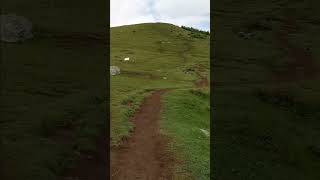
[237,31,255,40]
[0,14,33,43]
[238,31,245,37]
[110,66,120,76]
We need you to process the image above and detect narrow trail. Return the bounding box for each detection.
[111,90,174,180]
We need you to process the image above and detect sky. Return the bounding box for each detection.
[111,0,210,31]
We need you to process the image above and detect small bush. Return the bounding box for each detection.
[189,89,208,99]
[181,26,210,36]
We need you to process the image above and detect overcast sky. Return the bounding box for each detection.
[111,0,210,31]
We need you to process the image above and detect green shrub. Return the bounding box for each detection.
[181,26,210,36]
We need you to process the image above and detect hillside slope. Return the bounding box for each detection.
[213,0,320,179]
[1,1,108,179]
[110,23,210,179]
[110,23,210,145]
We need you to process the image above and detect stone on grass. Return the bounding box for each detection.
[124,57,130,61]
[237,31,255,40]
[110,66,120,76]
[200,129,209,137]
[0,14,33,42]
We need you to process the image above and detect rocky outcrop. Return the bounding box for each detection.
[0,14,33,43]
[110,66,121,76]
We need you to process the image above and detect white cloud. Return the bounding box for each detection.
[111,0,210,31]
[110,0,154,27]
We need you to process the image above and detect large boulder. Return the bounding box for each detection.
[0,14,33,43]
[110,66,120,76]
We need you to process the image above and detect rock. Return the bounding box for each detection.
[124,57,130,61]
[163,77,167,80]
[238,31,245,37]
[200,129,209,137]
[0,14,33,42]
[237,31,255,39]
[110,66,120,76]
[238,32,247,39]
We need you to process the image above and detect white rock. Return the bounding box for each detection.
[200,129,209,137]
[110,66,120,76]
[124,57,130,61]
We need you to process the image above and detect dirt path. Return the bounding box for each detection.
[111,90,174,180]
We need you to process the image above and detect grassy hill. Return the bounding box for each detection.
[213,0,320,179]
[1,1,107,179]
[110,23,210,179]
[1,31,107,180]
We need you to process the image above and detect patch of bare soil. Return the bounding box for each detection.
[195,71,209,88]
[111,90,175,180]
[195,76,209,88]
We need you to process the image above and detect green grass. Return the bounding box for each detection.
[1,40,107,180]
[213,0,320,179]
[1,5,210,179]
[110,23,210,146]
[110,23,210,179]
[1,1,107,179]
[161,89,210,180]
